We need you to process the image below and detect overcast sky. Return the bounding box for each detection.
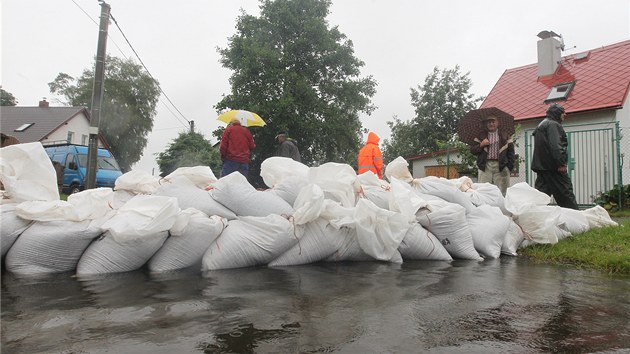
[2,0,629,173]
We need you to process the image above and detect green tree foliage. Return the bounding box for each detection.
[48,56,160,171]
[382,66,482,162]
[1,88,17,106]
[156,131,221,177]
[215,0,376,183]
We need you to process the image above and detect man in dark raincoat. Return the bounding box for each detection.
[275,131,301,162]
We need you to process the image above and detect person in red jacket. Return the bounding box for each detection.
[358,131,384,179]
[219,119,256,178]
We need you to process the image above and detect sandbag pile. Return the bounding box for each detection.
[0,144,620,275]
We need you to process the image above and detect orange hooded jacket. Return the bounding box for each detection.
[357,131,384,179]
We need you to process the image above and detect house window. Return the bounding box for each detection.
[67,131,74,144]
[82,134,88,145]
[14,123,34,132]
[544,81,575,104]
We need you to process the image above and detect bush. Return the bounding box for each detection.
[593,184,630,210]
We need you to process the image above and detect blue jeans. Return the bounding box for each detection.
[221,159,249,178]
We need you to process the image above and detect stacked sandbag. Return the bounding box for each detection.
[398,223,452,261]
[467,204,511,259]
[260,157,310,206]
[466,182,510,215]
[501,220,525,256]
[266,175,310,207]
[210,172,294,217]
[324,226,403,263]
[0,203,32,258]
[354,198,410,261]
[357,171,391,210]
[148,209,227,272]
[202,214,297,270]
[5,219,103,274]
[308,162,361,207]
[76,195,178,275]
[154,176,236,219]
[0,142,60,202]
[411,176,476,214]
[417,203,483,261]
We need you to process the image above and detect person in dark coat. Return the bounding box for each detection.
[469,115,515,195]
[531,104,579,209]
[275,131,301,162]
[219,119,256,178]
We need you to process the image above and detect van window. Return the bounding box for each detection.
[77,154,121,171]
[66,154,77,170]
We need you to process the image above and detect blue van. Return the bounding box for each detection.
[44,144,123,194]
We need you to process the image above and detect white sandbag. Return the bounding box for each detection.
[398,223,452,261]
[389,177,429,222]
[417,203,483,261]
[210,172,294,217]
[292,184,326,225]
[267,175,309,207]
[15,188,114,222]
[100,195,179,243]
[467,183,509,215]
[319,200,356,229]
[269,218,347,266]
[467,205,510,259]
[504,182,551,215]
[581,205,618,229]
[354,198,410,261]
[202,214,296,270]
[412,176,476,214]
[358,172,391,210]
[1,204,32,257]
[112,189,135,209]
[153,177,236,219]
[558,207,590,235]
[324,226,403,263]
[0,142,59,202]
[114,170,161,195]
[260,156,310,188]
[148,210,227,272]
[501,220,525,256]
[384,156,413,183]
[514,205,561,245]
[76,230,169,275]
[453,176,474,192]
[5,219,103,274]
[308,162,360,207]
[162,166,217,189]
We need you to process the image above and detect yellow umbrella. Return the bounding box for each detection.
[217,110,266,127]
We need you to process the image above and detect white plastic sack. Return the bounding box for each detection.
[453,176,474,192]
[505,182,551,215]
[148,210,227,272]
[5,219,103,274]
[467,183,509,215]
[100,195,179,243]
[202,214,296,270]
[398,223,452,261]
[260,156,310,188]
[354,198,411,261]
[581,205,618,229]
[153,177,236,219]
[15,188,114,221]
[162,166,217,189]
[412,176,476,214]
[269,218,348,267]
[324,226,403,263]
[292,184,326,225]
[1,203,32,257]
[389,177,429,222]
[384,156,413,183]
[514,205,561,245]
[358,172,391,210]
[210,172,294,217]
[77,230,169,275]
[417,203,482,261]
[308,162,360,207]
[502,220,525,256]
[114,170,161,195]
[467,205,510,259]
[267,175,309,207]
[558,207,590,235]
[0,142,59,202]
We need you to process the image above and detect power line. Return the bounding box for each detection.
[69,0,129,60]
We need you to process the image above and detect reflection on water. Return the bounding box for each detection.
[2,258,629,354]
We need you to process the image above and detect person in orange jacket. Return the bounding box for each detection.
[358,131,384,179]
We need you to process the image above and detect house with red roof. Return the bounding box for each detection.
[410,34,630,206]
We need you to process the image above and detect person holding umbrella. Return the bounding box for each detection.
[469,114,515,195]
[219,118,256,178]
[531,104,579,209]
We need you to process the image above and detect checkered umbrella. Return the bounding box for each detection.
[457,107,514,145]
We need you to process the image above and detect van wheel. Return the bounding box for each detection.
[70,185,81,194]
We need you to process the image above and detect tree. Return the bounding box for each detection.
[1,88,17,106]
[382,66,482,163]
[156,131,222,177]
[49,56,160,171]
[215,0,376,185]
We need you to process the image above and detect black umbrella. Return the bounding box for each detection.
[457,107,514,145]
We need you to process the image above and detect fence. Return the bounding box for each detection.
[524,121,625,208]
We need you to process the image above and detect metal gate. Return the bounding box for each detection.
[524,121,623,208]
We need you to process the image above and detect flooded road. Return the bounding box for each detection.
[2,258,629,353]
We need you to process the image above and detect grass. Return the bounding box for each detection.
[519,219,630,275]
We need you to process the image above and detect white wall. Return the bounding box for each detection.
[41,112,105,147]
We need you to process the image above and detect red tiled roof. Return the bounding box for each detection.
[480,39,630,121]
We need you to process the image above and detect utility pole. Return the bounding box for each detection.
[189,120,195,133]
[85,1,111,189]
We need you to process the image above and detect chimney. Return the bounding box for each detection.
[39,99,49,107]
[536,30,564,77]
